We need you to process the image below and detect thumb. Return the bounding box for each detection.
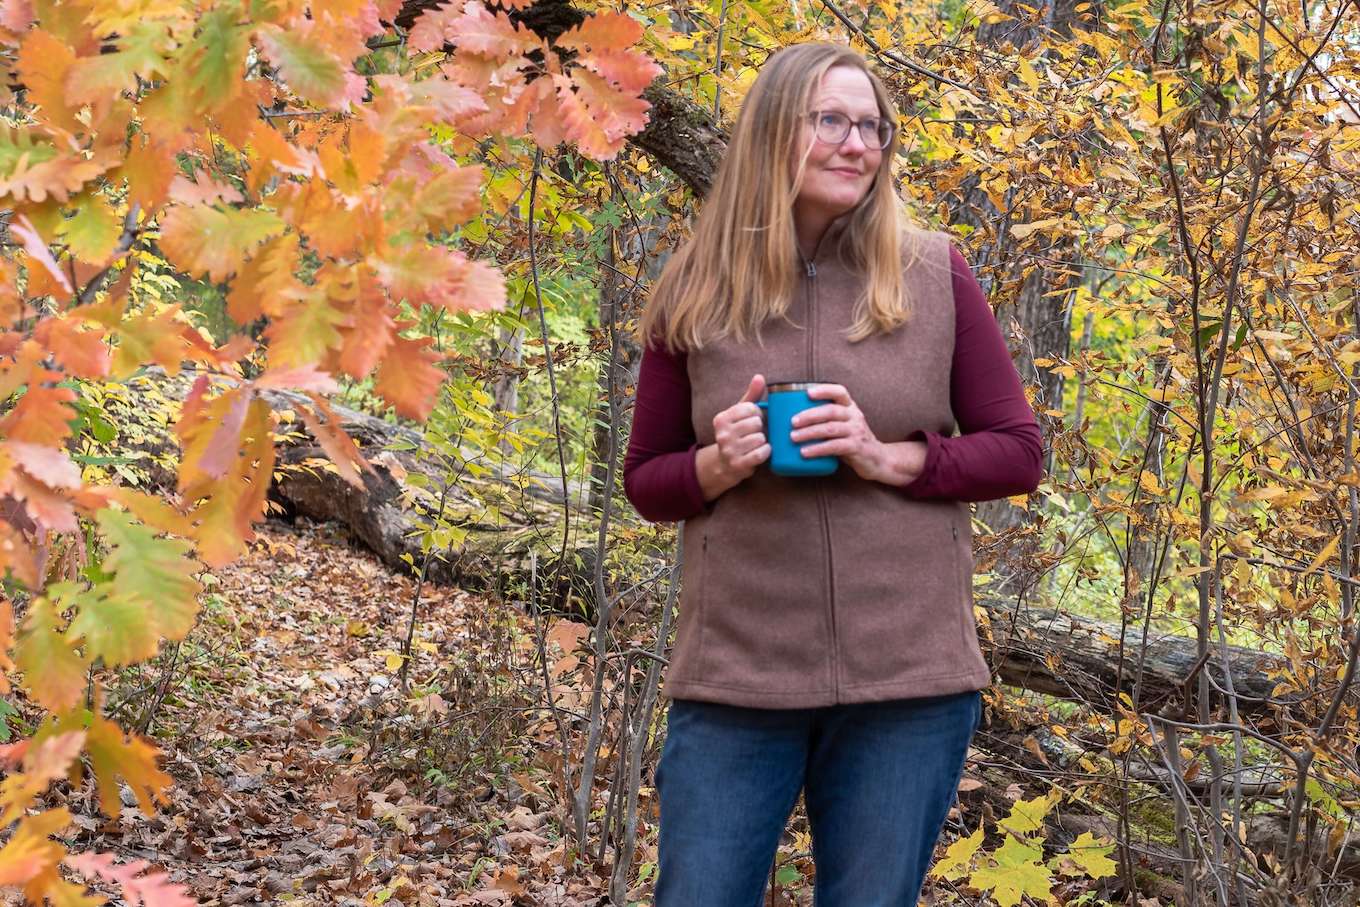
[739,374,765,404]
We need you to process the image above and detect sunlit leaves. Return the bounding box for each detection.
[83,715,172,818]
[256,22,354,109]
[96,509,201,642]
[66,853,194,907]
[13,597,84,713]
[158,204,286,282]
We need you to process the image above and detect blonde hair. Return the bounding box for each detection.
[640,42,929,352]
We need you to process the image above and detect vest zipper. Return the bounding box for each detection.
[803,251,838,702]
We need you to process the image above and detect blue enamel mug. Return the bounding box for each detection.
[756,381,840,477]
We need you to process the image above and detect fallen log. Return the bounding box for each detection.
[250,389,1290,720]
[139,372,1288,719]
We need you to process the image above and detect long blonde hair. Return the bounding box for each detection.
[640,42,929,352]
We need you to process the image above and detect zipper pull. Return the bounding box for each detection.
[951,526,959,540]
[805,260,817,278]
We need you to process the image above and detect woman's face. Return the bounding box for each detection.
[791,65,883,229]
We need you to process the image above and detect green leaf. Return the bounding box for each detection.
[60,192,121,265]
[969,835,1051,907]
[255,24,349,108]
[183,2,250,111]
[97,509,201,641]
[66,588,159,667]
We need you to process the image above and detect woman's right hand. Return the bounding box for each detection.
[696,374,770,500]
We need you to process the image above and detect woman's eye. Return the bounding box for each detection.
[820,113,845,128]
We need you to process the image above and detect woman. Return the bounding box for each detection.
[623,42,1043,906]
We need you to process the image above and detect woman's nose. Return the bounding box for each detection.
[839,127,868,156]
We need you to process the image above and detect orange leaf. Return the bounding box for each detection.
[0,809,69,887]
[298,394,370,488]
[8,213,71,296]
[17,29,79,134]
[33,314,111,378]
[0,385,78,446]
[116,134,179,213]
[83,716,171,818]
[158,203,285,283]
[227,232,303,324]
[0,731,86,826]
[416,0,540,57]
[374,332,445,420]
[552,70,651,161]
[7,441,80,489]
[557,10,644,53]
[580,47,663,95]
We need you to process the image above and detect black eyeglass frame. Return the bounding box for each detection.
[806,110,896,149]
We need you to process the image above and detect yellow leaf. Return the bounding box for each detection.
[1017,57,1039,92]
[1304,535,1340,576]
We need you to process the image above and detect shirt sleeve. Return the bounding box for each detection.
[898,243,1046,502]
[622,339,709,523]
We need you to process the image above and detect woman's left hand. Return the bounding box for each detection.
[790,384,890,482]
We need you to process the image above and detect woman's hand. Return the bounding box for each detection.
[695,374,771,500]
[793,384,927,486]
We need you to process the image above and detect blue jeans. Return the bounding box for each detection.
[653,690,981,907]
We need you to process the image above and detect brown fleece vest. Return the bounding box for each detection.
[666,227,992,708]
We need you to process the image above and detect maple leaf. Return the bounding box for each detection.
[1051,831,1118,879]
[158,203,285,283]
[97,509,202,642]
[930,826,983,881]
[0,809,69,887]
[336,281,395,378]
[66,853,195,907]
[998,791,1057,837]
[83,716,171,818]
[969,835,1051,907]
[13,596,87,713]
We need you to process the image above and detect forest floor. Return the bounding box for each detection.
[33,516,1041,907]
[70,517,643,907]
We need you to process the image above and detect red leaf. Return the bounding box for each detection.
[417,0,540,57]
[557,10,644,53]
[67,852,195,907]
[298,395,371,488]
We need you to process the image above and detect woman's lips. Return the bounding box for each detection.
[829,168,862,177]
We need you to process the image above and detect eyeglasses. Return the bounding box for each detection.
[807,110,895,149]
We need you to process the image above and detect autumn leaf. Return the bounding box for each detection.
[968,834,1051,907]
[83,715,171,818]
[412,0,541,56]
[66,853,195,907]
[1051,831,1118,879]
[0,731,85,826]
[59,191,122,266]
[96,509,202,642]
[374,332,446,421]
[930,825,983,881]
[158,203,286,283]
[13,596,87,713]
[256,23,356,109]
[0,809,70,887]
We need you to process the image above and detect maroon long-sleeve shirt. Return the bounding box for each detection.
[623,244,1045,523]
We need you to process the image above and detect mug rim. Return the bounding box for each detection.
[766,380,820,393]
